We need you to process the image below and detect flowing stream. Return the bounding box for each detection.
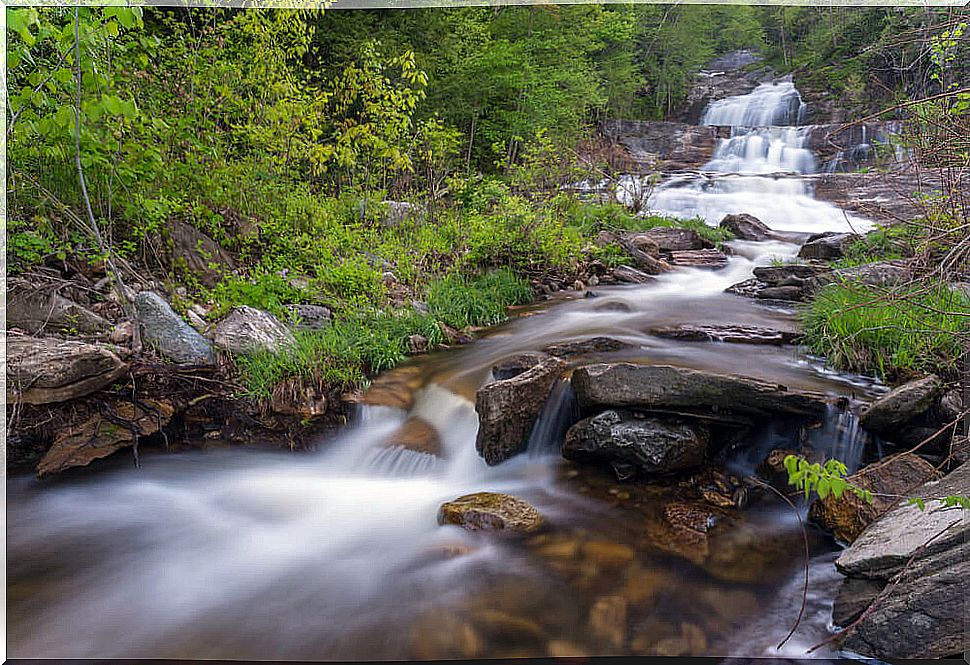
[8,81,886,660]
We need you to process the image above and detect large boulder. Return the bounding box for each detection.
[834,462,970,659]
[859,375,944,435]
[6,336,128,405]
[797,232,860,260]
[438,492,544,533]
[6,281,110,335]
[135,291,217,365]
[642,227,712,252]
[719,213,774,241]
[571,363,828,419]
[562,410,708,478]
[809,452,938,543]
[475,353,566,465]
[211,306,295,355]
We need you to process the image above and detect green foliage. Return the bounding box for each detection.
[427,268,532,329]
[783,454,870,502]
[833,225,913,268]
[801,281,970,380]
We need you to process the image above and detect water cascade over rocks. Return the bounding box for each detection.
[9,78,889,660]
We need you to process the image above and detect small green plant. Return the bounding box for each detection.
[783,455,872,502]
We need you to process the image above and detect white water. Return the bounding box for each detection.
[8,78,882,660]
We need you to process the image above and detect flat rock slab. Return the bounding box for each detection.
[642,227,712,252]
[542,337,637,358]
[6,336,128,405]
[752,264,832,285]
[613,265,655,284]
[668,249,729,270]
[438,492,544,533]
[571,363,828,418]
[649,324,797,346]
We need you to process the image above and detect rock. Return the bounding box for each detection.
[108,320,133,344]
[621,232,661,257]
[797,232,860,260]
[186,309,206,331]
[572,363,828,419]
[563,410,708,478]
[36,398,175,476]
[6,281,111,334]
[859,375,944,435]
[649,324,797,346]
[615,235,671,275]
[642,227,712,252]
[269,383,328,419]
[938,389,964,423]
[438,492,544,533]
[581,540,636,568]
[409,609,483,660]
[542,337,636,358]
[832,577,885,626]
[135,291,217,365]
[284,304,332,331]
[668,248,729,270]
[490,352,551,380]
[168,220,234,288]
[471,609,546,644]
[719,213,774,241]
[439,321,475,345]
[211,306,295,355]
[359,365,426,411]
[588,595,627,650]
[407,334,429,355]
[475,353,565,465]
[756,285,805,301]
[613,265,655,284]
[6,336,128,405]
[380,417,441,457]
[724,277,763,298]
[381,200,425,227]
[809,452,938,543]
[809,260,913,293]
[753,264,832,285]
[547,640,589,658]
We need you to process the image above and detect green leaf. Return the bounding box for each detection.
[817,478,831,500]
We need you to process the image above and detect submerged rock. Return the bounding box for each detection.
[438,492,544,533]
[475,353,566,465]
[211,306,295,355]
[859,375,943,435]
[135,291,217,365]
[649,324,797,346]
[6,336,128,405]
[719,213,774,241]
[563,410,708,478]
[543,336,636,358]
[380,416,442,457]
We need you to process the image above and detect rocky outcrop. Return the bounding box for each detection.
[6,336,128,405]
[211,306,295,355]
[859,375,944,436]
[809,452,938,543]
[718,213,774,241]
[475,353,566,465]
[728,263,833,302]
[599,120,717,170]
[168,220,235,288]
[797,232,860,260]
[571,363,828,419]
[642,227,712,253]
[135,291,217,365]
[649,324,797,346]
[834,462,970,659]
[562,410,708,479]
[613,265,655,284]
[668,249,729,270]
[438,492,544,532]
[7,281,110,335]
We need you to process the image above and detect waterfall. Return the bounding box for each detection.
[702,81,807,127]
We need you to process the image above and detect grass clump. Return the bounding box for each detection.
[558,199,734,246]
[833,225,913,269]
[801,280,970,380]
[427,268,533,329]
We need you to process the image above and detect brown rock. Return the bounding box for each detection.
[668,248,729,270]
[642,227,712,252]
[6,336,128,405]
[543,336,636,358]
[588,595,627,650]
[6,281,110,335]
[360,365,426,411]
[649,324,797,346]
[859,375,944,435]
[581,540,636,568]
[409,609,483,660]
[719,213,775,241]
[168,220,235,288]
[380,417,442,457]
[613,265,656,284]
[438,492,544,533]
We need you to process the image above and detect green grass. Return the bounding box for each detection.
[427,268,533,329]
[801,281,970,381]
[832,225,913,269]
[558,199,734,246]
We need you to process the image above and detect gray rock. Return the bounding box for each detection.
[475,353,566,465]
[752,264,832,285]
[6,281,110,334]
[756,285,804,301]
[797,232,860,260]
[211,306,295,355]
[859,375,944,435]
[832,577,885,626]
[563,410,708,477]
[5,336,128,404]
[938,389,964,424]
[719,213,774,241]
[613,265,655,284]
[649,324,798,346]
[811,260,912,292]
[168,220,234,288]
[284,304,332,331]
[668,248,729,270]
[642,227,712,252]
[571,363,828,418]
[135,291,217,365]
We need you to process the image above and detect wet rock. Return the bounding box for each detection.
[284,304,332,331]
[439,321,476,345]
[547,640,590,657]
[438,492,544,533]
[472,609,546,644]
[832,577,885,626]
[135,291,217,365]
[36,398,175,476]
[756,285,804,301]
[168,220,235,288]
[649,324,797,346]
[859,375,944,436]
[654,623,707,656]
[642,227,712,252]
[752,263,832,285]
[798,232,860,260]
[409,609,483,660]
[6,281,111,334]
[491,352,550,380]
[719,213,774,241]
[724,277,762,298]
[581,540,636,568]
[406,334,429,355]
[269,382,328,419]
[613,265,655,284]
[563,410,708,478]
[108,320,133,344]
[588,595,627,650]
[211,306,295,355]
[809,452,938,543]
[475,353,566,465]
[380,416,441,457]
[668,248,729,270]
[543,336,636,358]
[813,259,912,291]
[359,365,425,411]
[6,336,128,405]
[572,363,828,418]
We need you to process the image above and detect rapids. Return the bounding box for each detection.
[7,80,886,660]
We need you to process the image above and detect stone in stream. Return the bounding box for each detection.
[649,324,798,346]
[718,213,775,241]
[437,492,544,533]
[475,353,566,465]
[668,248,729,270]
[834,461,970,659]
[752,264,832,285]
[571,363,829,419]
[613,265,655,284]
[858,375,944,436]
[5,336,129,405]
[211,305,295,355]
[380,416,442,457]
[542,336,636,358]
[808,452,938,544]
[641,227,712,252]
[563,410,708,478]
[797,231,860,260]
[135,291,218,365]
